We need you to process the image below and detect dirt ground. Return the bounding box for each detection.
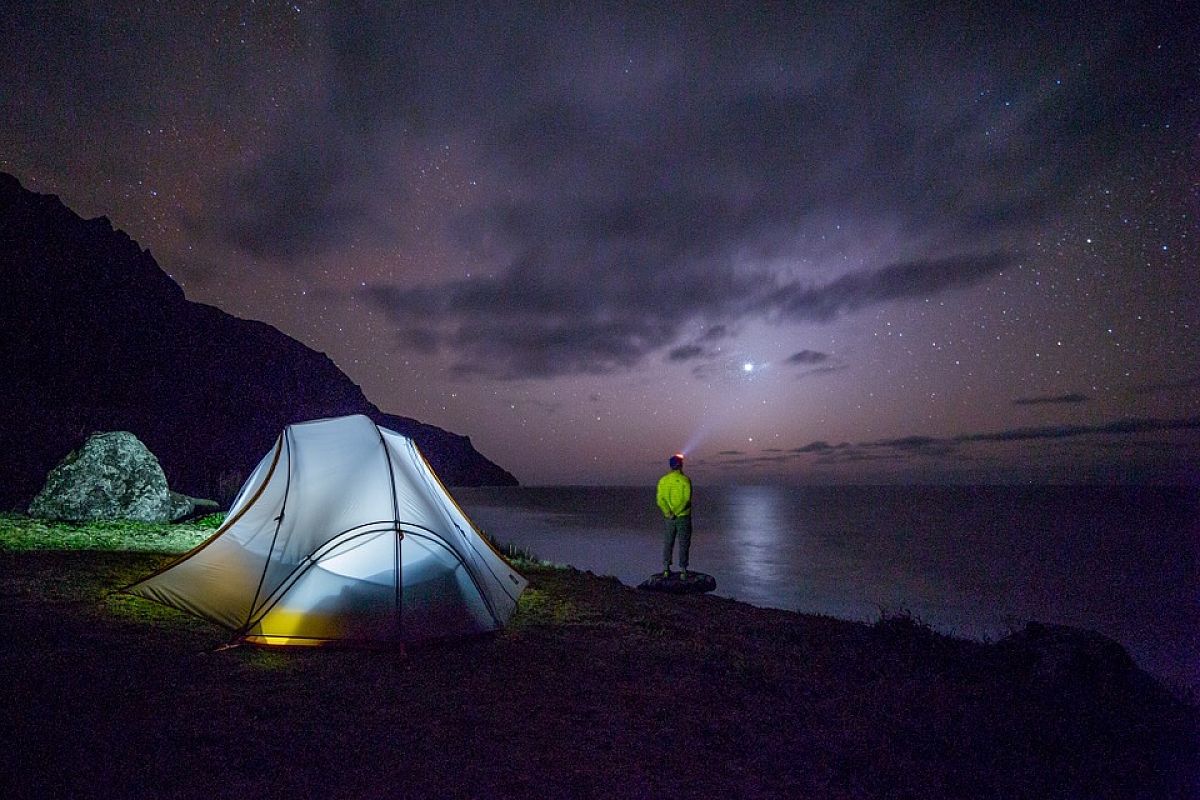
[1,550,1195,799]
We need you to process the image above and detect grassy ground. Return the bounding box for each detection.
[0,516,1195,799]
[0,512,221,552]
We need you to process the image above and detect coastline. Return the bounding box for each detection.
[1,516,1195,799]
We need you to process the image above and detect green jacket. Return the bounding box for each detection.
[656,469,692,518]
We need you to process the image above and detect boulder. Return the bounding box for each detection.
[27,431,210,522]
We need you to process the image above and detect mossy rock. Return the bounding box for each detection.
[28,431,212,523]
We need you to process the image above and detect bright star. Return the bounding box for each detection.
[742,362,754,372]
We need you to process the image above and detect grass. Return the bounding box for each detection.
[1,516,1196,799]
[0,512,215,553]
[473,523,560,569]
[0,513,551,562]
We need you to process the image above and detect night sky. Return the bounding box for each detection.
[3,2,1197,485]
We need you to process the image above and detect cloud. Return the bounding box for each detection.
[868,435,941,449]
[203,130,359,260]
[850,416,1200,460]
[26,1,1174,376]
[689,359,747,382]
[762,252,1014,323]
[862,435,960,458]
[368,251,1010,379]
[812,447,899,466]
[8,2,1185,265]
[956,416,1200,444]
[780,348,846,383]
[785,349,830,365]
[715,415,1200,470]
[1013,393,1088,406]
[661,325,733,365]
[667,344,706,362]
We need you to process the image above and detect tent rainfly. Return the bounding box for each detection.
[127,415,527,646]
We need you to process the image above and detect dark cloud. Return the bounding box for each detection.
[862,435,960,458]
[1095,438,1200,452]
[1013,393,1089,406]
[368,251,1010,378]
[667,344,706,362]
[785,350,830,365]
[720,416,1200,471]
[661,326,731,365]
[689,359,747,382]
[957,416,1200,444]
[709,452,798,468]
[813,448,898,466]
[853,416,1200,459]
[367,278,689,378]
[164,1,1176,371]
[197,128,365,261]
[793,441,835,453]
[763,252,1014,323]
[868,435,941,449]
[5,2,1187,270]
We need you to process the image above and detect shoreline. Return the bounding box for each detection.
[459,483,1199,695]
[1,516,1196,798]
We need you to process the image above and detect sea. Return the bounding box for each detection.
[457,485,1198,693]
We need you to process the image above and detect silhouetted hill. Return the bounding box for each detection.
[0,172,516,509]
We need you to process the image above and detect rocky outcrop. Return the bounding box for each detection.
[0,172,517,510]
[28,431,208,522]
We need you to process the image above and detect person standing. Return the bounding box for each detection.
[656,453,693,579]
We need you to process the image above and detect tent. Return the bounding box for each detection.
[127,414,527,646]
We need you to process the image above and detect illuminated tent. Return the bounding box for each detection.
[127,414,526,646]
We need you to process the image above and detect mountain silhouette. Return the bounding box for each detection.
[0,171,516,510]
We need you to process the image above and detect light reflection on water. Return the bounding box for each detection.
[728,484,783,586]
[457,484,1198,690]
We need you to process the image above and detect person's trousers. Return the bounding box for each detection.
[662,514,692,571]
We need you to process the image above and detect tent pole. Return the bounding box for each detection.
[242,427,294,635]
[375,422,405,643]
